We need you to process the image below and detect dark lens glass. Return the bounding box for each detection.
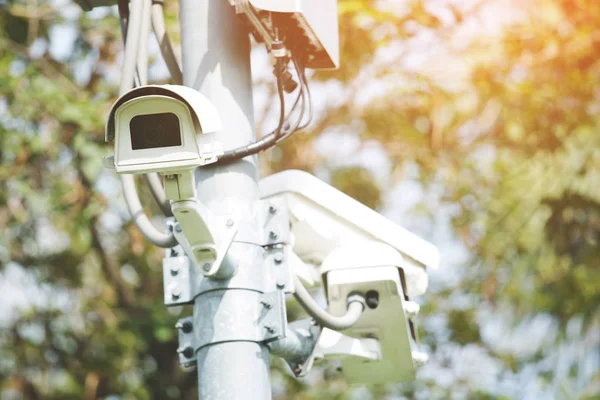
[130,113,181,150]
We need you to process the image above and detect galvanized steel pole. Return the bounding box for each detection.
[179,0,272,398]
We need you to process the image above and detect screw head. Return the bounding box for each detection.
[366,290,379,309]
[181,320,193,334]
[274,253,284,264]
[412,351,429,366]
[261,300,272,309]
[170,264,180,275]
[269,231,278,241]
[171,288,181,300]
[175,225,183,233]
[182,346,194,359]
[404,301,420,318]
[226,218,234,228]
[264,324,276,334]
[268,205,277,215]
[202,263,212,272]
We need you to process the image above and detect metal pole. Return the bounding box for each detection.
[179,0,272,399]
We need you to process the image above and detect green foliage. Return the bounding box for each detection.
[330,166,382,210]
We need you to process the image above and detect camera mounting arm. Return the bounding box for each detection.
[163,170,238,279]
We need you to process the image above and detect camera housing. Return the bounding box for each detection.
[104,85,222,175]
[320,241,426,384]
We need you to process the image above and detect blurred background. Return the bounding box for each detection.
[0,0,599,399]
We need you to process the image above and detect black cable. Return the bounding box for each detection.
[216,76,286,164]
[215,56,312,165]
[246,72,303,147]
[295,59,312,130]
[276,78,305,143]
[275,57,308,144]
[247,58,306,147]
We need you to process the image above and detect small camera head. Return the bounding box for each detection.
[104,85,221,174]
[320,241,426,384]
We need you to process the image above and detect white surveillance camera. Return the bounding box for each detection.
[104,86,235,278]
[319,241,426,384]
[104,85,222,175]
[259,169,439,297]
[260,171,436,383]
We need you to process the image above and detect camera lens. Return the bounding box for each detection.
[144,123,165,145]
[130,112,181,150]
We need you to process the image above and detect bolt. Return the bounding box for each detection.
[202,263,212,272]
[366,290,379,309]
[268,205,277,215]
[412,351,429,366]
[179,320,193,333]
[226,218,234,228]
[171,288,181,300]
[261,300,272,309]
[269,231,278,241]
[179,346,194,359]
[264,323,276,334]
[274,252,284,264]
[175,225,182,233]
[404,301,420,318]
[170,264,180,275]
[170,249,178,257]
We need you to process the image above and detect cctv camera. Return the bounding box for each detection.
[104,86,235,278]
[259,171,436,383]
[320,241,426,384]
[104,85,222,175]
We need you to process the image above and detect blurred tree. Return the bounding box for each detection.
[0,0,598,400]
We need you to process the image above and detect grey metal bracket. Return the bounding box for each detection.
[163,256,196,306]
[259,290,287,342]
[171,207,238,278]
[282,319,322,378]
[176,316,197,367]
[193,289,288,350]
[264,245,295,294]
[262,198,290,246]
